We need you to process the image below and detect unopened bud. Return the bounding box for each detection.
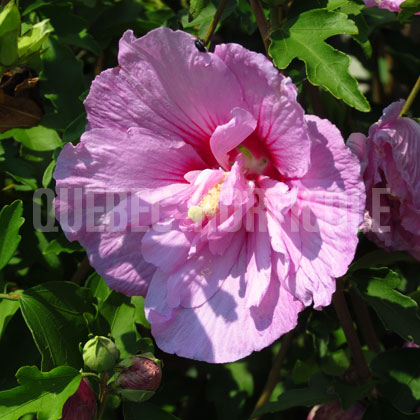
[82,336,119,372]
[62,378,97,420]
[114,354,162,402]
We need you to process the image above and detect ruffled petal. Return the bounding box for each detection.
[285,116,365,307]
[210,107,257,170]
[145,237,304,363]
[372,101,420,210]
[85,28,248,164]
[215,43,311,178]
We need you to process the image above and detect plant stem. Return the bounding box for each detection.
[82,372,101,381]
[333,279,370,382]
[97,374,109,420]
[349,286,381,353]
[251,332,294,419]
[399,75,420,117]
[0,292,20,300]
[249,0,270,55]
[203,0,228,46]
[71,255,91,285]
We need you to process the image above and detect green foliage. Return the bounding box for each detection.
[1,0,420,419]
[190,0,210,19]
[372,348,420,413]
[0,126,61,151]
[399,0,420,22]
[252,374,337,417]
[269,9,370,112]
[0,298,20,340]
[0,200,24,270]
[0,366,81,420]
[352,268,420,344]
[0,1,20,68]
[19,282,96,370]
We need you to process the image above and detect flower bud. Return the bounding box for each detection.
[307,401,365,420]
[114,354,162,402]
[116,354,162,391]
[82,336,120,372]
[62,378,97,420]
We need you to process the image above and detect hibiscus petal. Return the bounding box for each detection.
[372,101,420,210]
[210,107,257,170]
[166,230,245,309]
[284,116,365,308]
[145,242,303,363]
[85,28,248,164]
[215,43,311,178]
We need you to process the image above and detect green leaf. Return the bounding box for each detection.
[85,273,113,304]
[42,159,56,188]
[43,235,83,255]
[327,0,364,15]
[252,374,336,417]
[399,0,420,22]
[123,402,182,420]
[20,282,96,370]
[0,0,20,67]
[17,19,53,60]
[0,126,62,151]
[0,200,24,270]
[320,349,350,376]
[0,365,81,420]
[371,348,420,413]
[62,112,87,143]
[100,292,142,358]
[40,36,86,129]
[349,250,416,272]
[0,298,20,340]
[269,9,370,112]
[189,0,210,19]
[352,268,420,344]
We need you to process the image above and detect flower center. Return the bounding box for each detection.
[187,176,226,222]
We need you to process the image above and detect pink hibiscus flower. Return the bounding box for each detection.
[348,100,420,260]
[54,28,364,363]
[364,0,420,13]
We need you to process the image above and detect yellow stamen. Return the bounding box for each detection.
[188,206,205,222]
[188,176,226,222]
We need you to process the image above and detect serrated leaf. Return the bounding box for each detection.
[0,200,24,270]
[0,0,20,67]
[189,0,210,18]
[399,0,420,22]
[372,348,420,412]
[269,9,370,112]
[20,282,96,370]
[0,365,81,420]
[352,268,420,344]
